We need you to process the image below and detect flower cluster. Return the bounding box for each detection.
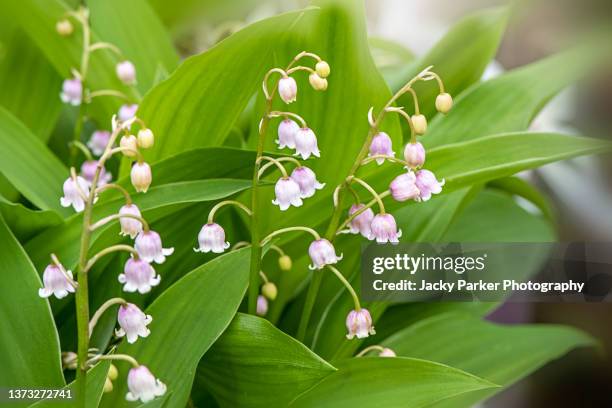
[46,8,167,403]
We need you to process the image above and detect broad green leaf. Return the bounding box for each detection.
[137,8,317,162]
[393,7,508,117]
[383,313,595,408]
[425,48,599,147]
[0,107,69,215]
[288,357,496,408]
[0,215,64,397]
[488,176,555,221]
[198,313,336,408]
[28,361,110,408]
[368,36,415,90]
[0,195,63,241]
[88,0,179,93]
[0,24,62,141]
[147,0,261,30]
[100,248,251,408]
[426,132,610,191]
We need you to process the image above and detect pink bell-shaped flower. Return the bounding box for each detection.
[278,76,297,104]
[308,238,342,270]
[256,295,268,316]
[135,230,174,264]
[403,142,426,169]
[115,303,152,344]
[370,213,402,244]
[118,258,160,294]
[194,223,230,253]
[348,204,374,239]
[290,166,325,198]
[368,132,394,165]
[294,128,320,160]
[276,119,299,149]
[272,177,303,211]
[80,160,112,187]
[118,104,138,122]
[60,176,90,212]
[346,308,376,340]
[389,171,420,202]
[119,204,143,239]
[116,60,137,85]
[60,77,82,105]
[131,162,152,193]
[415,169,445,201]
[87,130,110,156]
[125,365,166,403]
[38,263,75,299]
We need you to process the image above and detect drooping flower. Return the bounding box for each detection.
[261,282,278,301]
[137,128,154,149]
[60,176,90,212]
[278,76,297,104]
[276,119,299,149]
[194,223,229,253]
[294,127,320,160]
[256,295,268,316]
[119,204,143,238]
[379,347,396,357]
[120,134,139,157]
[368,132,394,164]
[403,142,426,169]
[80,160,112,186]
[370,213,402,244]
[435,93,453,114]
[348,204,374,239]
[87,130,111,156]
[115,303,152,344]
[411,114,428,135]
[308,238,342,269]
[118,258,160,294]
[135,230,174,264]
[38,264,75,299]
[131,162,152,193]
[414,169,445,201]
[389,171,420,202]
[272,177,303,211]
[346,308,375,340]
[290,166,325,198]
[125,365,166,403]
[308,73,328,91]
[60,77,82,105]
[118,104,138,122]
[116,61,137,85]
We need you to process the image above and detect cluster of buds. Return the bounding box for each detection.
[48,14,169,400]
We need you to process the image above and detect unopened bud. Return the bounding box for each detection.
[56,19,73,36]
[61,351,78,370]
[278,255,292,271]
[137,128,154,149]
[315,61,330,78]
[309,73,328,91]
[379,347,396,357]
[103,377,113,393]
[435,93,453,114]
[411,114,427,135]
[262,282,278,301]
[108,364,118,380]
[120,135,138,157]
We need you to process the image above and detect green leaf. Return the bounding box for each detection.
[425,48,599,147]
[393,7,508,116]
[147,0,260,30]
[368,36,415,89]
[0,195,63,241]
[137,8,317,162]
[426,132,610,191]
[28,361,110,408]
[0,215,64,395]
[0,107,69,215]
[198,313,336,408]
[288,357,497,408]
[488,176,555,221]
[100,248,251,408]
[87,0,179,94]
[383,313,595,408]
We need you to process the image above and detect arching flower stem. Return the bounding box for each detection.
[88,297,126,336]
[84,244,139,273]
[328,265,361,311]
[207,200,252,224]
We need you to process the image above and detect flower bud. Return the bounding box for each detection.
[278,76,297,104]
[277,119,299,149]
[315,60,330,78]
[294,127,320,160]
[87,130,111,156]
[131,162,152,193]
[346,308,375,340]
[368,132,394,164]
[308,73,328,91]
[118,104,138,122]
[137,128,154,149]
[256,295,268,316]
[81,160,112,186]
[104,377,113,393]
[390,171,420,202]
[62,352,78,370]
[115,303,152,344]
[379,347,396,357]
[194,223,229,253]
[120,135,138,157]
[411,114,427,135]
[403,142,426,169]
[116,60,137,85]
[370,213,402,244]
[119,258,160,294]
[435,93,453,114]
[60,176,90,212]
[108,364,119,380]
[118,204,143,238]
[308,239,342,270]
[415,169,445,201]
[56,19,73,36]
[262,282,278,301]
[125,365,166,403]
[272,177,303,211]
[348,204,374,240]
[290,166,325,198]
[278,255,292,271]
[135,230,174,264]
[39,263,75,299]
[60,77,82,106]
